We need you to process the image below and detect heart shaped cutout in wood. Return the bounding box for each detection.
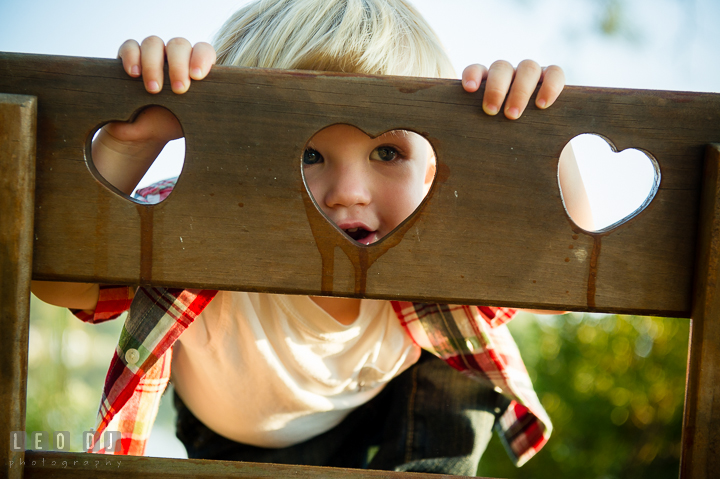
[301,124,437,294]
[559,133,660,233]
[87,105,185,204]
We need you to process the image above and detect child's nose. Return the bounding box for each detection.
[323,167,372,208]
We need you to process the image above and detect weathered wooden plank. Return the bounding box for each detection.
[21,451,493,479]
[0,94,37,479]
[1,52,719,316]
[680,144,720,478]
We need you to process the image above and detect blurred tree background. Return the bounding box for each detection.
[25,297,124,451]
[477,312,689,478]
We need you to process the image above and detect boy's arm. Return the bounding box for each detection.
[31,281,100,310]
[91,106,181,195]
[31,37,216,310]
[558,143,594,230]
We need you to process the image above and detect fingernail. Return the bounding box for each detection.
[465,80,477,90]
[191,67,202,78]
[172,81,185,92]
[130,65,140,76]
[485,104,498,115]
[148,80,160,92]
[537,99,547,108]
[507,107,520,119]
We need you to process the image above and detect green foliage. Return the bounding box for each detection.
[25,296,124,451]
[478,312,689,479]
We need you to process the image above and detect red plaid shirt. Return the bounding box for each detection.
[73,179,551,466]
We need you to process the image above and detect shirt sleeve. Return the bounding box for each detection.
[71,285,135,324]
[476,306,517,328]
[133,177,178,204]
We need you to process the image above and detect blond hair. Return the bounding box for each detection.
[213,0,455,78]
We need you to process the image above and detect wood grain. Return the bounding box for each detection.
[680,144,720,479]
[1,52,719,317]
[22,451,493,479]
[0,93,37,479]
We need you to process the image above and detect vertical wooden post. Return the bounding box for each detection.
[682,143,720,478]
[0,94,37,479]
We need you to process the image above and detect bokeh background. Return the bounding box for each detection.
[2,0,717,477]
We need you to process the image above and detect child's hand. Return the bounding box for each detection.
[461,61,564,120]
[118,36,216,95]
[93,37,216,195]
[108,36,216,144]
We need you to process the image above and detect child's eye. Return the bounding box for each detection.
[370,146,399,162]
[303,148,323,165]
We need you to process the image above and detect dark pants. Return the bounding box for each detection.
[173,351,509,476]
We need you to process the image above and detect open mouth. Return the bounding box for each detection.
[344,227,378,245]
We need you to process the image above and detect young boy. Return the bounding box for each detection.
[32,0,588,475]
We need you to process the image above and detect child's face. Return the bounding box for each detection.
[303,124,435,245]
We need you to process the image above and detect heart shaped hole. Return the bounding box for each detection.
[87,106,185,204]
[559,133,660,233]
[301,124,436,246]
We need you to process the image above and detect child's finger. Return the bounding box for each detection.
[461,64,487,92]
[117,39,141,77]
[536,65,565,109]
[189,42,217,80]
[483,60,514,116]
[504,59,542,120]
[140,36,166,94]
[166,37,193,94]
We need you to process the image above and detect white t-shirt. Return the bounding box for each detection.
[170,292,421,448]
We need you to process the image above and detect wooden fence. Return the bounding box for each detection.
[2,51,720,478]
